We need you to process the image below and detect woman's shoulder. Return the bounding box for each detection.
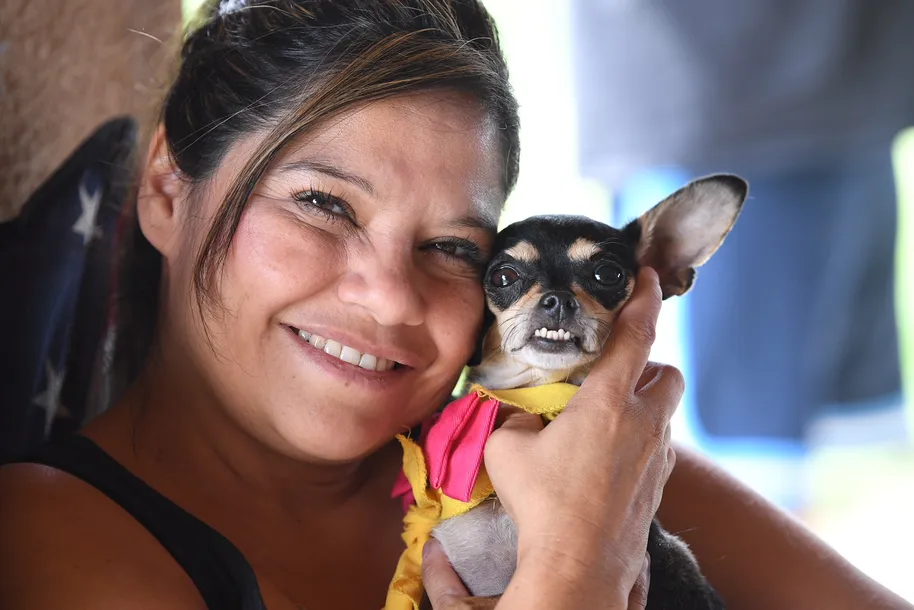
[0,462,206,609]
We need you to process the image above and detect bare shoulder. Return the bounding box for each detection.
[0,462,206,610]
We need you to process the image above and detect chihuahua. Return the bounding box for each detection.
[430,174,748,609]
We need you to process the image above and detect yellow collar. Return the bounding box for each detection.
[469,382,579,419]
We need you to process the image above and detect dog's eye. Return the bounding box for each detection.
[594,263,624,286]
[488,266,520,288]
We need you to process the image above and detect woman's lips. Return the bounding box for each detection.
[286,325,402,373]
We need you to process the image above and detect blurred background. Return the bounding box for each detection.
[2,0,912,603]
[479,0,914,602]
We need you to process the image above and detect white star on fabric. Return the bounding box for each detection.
[72,181,102,245]
[32,360,69,437]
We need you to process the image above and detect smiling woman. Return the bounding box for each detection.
[151,94,508,462]
[2,2,910,610]
[0,2,527,609]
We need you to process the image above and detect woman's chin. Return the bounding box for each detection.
[270,410,415,463]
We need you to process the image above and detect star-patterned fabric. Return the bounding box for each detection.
[0,117,137,463]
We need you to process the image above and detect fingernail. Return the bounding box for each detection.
[423,538,438,561]
[635,364,662,392]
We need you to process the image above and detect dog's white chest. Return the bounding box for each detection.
[431,498,518,597]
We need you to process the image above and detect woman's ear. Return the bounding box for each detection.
[137,124,186,259]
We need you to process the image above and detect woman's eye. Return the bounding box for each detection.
[594,263,624,286]
[434,241,470,259]
[426,239,485,270]
[292,190,352,221]
[488,265,520,288]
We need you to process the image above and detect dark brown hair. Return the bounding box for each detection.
[114,0,520,392]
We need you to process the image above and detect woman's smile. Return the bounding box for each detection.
[291,325,399,372]
[282,322,421,386]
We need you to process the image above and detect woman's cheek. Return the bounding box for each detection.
[434,281,485,362]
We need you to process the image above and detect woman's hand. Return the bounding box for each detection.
[483,267,681,608]
[421,539,652,609]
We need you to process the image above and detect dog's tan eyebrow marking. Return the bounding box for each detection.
[567,238,600,262]
[504,241,539,262]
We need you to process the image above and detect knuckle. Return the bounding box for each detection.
[483,428,521,464]
[641,365,684,414]
[483,430,506,460]
[645,421,670,453]
[626,315,657,347]
[661,365,685,398]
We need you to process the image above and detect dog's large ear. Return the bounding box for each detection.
[623,174,748,299]
[466,306,496,367]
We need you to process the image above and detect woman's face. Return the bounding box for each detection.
[156,92,505,462]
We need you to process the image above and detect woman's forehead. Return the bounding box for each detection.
[295,92,501,180]
[249,92,505,223]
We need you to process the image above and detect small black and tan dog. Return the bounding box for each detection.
[432,174,748,610]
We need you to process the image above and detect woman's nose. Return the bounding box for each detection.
[336,250,425,327]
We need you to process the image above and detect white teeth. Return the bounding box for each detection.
[358,353,378,370]
[534,327,575,342]
[339,345,361,365]
[296,329,396,372]
[323,339,343,358]
[311,335,327,350]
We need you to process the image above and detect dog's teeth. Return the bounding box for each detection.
[564,330,572,341]
[534,329,542,338]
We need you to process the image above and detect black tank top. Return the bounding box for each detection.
[15,434,268,610]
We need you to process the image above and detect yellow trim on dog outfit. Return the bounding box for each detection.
[383,382,579,610]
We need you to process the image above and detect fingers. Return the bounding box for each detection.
[579,268,663,400]
[634,363,684,429]
[423,538,469,609]
[665,444,677,483]
[627,552,651,609]
[495,407,546,434]
[633,362,664,394]
[485,410,543,487]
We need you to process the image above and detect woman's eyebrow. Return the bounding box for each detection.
[276,158,375,196]
[445,214,498,233]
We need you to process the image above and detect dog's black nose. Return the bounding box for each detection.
[539,291,579,320]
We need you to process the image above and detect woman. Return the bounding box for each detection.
[0,1,908,609]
